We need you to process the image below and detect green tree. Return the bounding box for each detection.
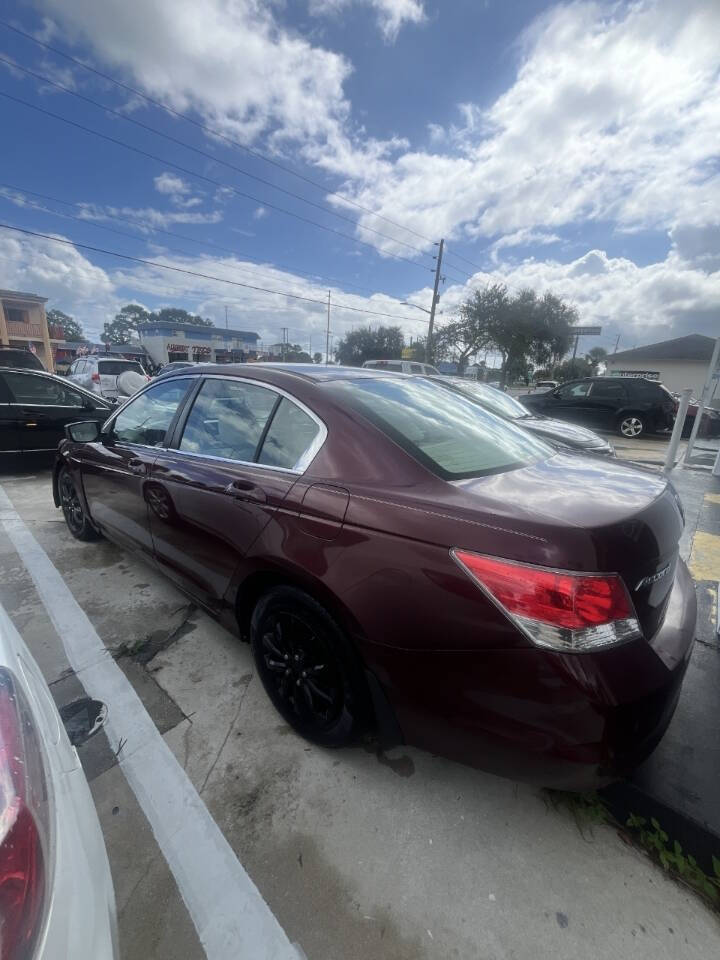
[153,307,213,327]
[553,357,594,382]
[335,325,405,366]
[47,308,86,342]
[101,304,151,344]
[313,352,323,364]
[435,285,577,386]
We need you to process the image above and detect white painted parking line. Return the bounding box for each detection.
[0,484,301,960]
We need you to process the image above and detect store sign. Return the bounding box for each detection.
[573,325,603,336]
[610,370,660,380]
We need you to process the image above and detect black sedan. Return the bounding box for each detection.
[431,377,615,455]
[0,368,112,463]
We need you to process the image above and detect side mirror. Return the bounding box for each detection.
[65,420,102,442]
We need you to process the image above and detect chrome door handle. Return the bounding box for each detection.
[224,480,267,503]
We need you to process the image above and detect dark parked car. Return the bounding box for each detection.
[431,376,615,455]
[520,376,676,438]
[0,368,111,462]
[0,345,45,371]
[53,365,695,789]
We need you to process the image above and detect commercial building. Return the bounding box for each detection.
[0,288,61,372]
[605,334,719,400]
[138,321,259,366]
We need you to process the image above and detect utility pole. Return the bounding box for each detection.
[427,238,444,364]
[613,334,621,353]
[326,290,331,363]
[571,333,579,360]
[280,327,288,361]
[224,305,229,330]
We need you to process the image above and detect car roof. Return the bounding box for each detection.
[160,362,405,383]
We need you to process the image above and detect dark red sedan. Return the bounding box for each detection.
[53,364,696,789]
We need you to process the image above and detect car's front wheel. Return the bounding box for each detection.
[617,413,646,438]
[250,586,369,747]
[59,467,101,541]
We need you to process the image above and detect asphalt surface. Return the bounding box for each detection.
[0,458,718,960]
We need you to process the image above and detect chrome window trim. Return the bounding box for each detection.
[97,372,327,474]
[177,374,327,473]
[172,447,301,476]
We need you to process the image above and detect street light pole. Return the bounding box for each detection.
[427,238,444,364]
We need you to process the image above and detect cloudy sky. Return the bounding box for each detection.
[0,0,718,356]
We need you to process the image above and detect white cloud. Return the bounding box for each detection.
[309,0,426,42]
[337,0,720,256]
[35,0,353,148]
[153,172,191,197]
[0,230,116,339]
[77,203,223,231]
[253,206,267,220]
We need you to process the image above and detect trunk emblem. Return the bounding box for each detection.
[635,563,670,591]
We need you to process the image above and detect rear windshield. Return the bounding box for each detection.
[98,360,145,375]
[0,350,44,370]
[324,377,552,479]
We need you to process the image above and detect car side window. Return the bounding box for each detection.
[75,359,86,374]
[409,363,424,373]
[589,381,626,399]
[556,381,591,399]
[179,378,278,462]
[257,398,321,470]
[3,372,86,406]
[112,379,190,446]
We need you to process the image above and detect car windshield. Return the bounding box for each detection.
[98,360,145,375]
[324,376,552,480]
[442,379,531,421]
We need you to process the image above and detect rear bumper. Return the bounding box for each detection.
[369,560,696,791]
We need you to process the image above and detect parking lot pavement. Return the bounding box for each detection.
[1,469,719,960]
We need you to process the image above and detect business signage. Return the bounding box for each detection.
[572,326,602,336]
[610,370,660,380]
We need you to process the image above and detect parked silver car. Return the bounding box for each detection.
[0,604,118,958]
[67,356,148,400]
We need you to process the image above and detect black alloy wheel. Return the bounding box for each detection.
[251,586,368,747]
[59,467,101,541]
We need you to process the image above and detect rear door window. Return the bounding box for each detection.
[111,379,190,446]
[179,378,278,462]
[257,398,321,470]
[588,381,626,399]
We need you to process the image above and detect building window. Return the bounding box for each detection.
[6,308,29,325]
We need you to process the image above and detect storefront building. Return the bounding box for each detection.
[138,321,259,366]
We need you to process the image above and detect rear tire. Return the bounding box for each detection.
[59,467,102,541]
[250,586,369,747]
[617,413,646,439]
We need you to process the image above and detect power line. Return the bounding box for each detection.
[0,18,437,245]
[0,55,437,262]
[0,90,435,276]
[0,181,383,297]
[0,222,439,325]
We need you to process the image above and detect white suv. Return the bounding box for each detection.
[362,359,440,375]
[67,356,148,399]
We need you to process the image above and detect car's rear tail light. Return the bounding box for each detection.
[91,372,101,383]
[0,668,51,960]
[451,550,642,652]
